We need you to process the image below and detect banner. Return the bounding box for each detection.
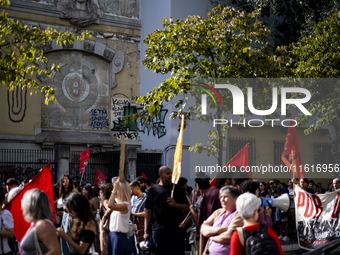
[4,163,55,242]
[80,148,91,173]
[295,186,340,250]
[94,169,107,186]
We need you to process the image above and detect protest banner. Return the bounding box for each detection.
[295,186,340,250]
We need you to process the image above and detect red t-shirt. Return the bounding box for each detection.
[229,224,283,255]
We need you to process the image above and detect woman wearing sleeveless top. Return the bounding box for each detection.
[107,179,131,255]
[200,186,243,255]
[57,193,97,255]
[20,189,61,255]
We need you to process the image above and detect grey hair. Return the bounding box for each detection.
[333,178,340,183]
[21,189,53,222]
[219,185,240,200]
[236,192,261,219]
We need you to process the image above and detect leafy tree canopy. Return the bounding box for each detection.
[137,5,284,121]
[0,0,91,104]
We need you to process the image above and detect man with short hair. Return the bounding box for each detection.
[144,166,189,255]
[274,180,289,241]
[333,178,340,191]
[136,176,146,192]
[130,181,147,255]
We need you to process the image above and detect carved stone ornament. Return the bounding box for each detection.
[58,0,101,28]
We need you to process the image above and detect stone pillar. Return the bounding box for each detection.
[126,147,137,180]
[56,145,70,181]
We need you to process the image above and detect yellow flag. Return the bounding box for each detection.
[172,115,185,184]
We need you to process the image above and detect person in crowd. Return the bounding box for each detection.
[136,177,146,193]
[287,179,296,239]
[308,180,317,193]
[73,180,81,193]
[145,178,152,193]
[268,180,277,197]
[82,185,99,213]
[107,178,132,255]
[21,189,60,255]
[21,179,29,189]
[1,182,6,194]
[57,175,74,253]
[316,183,326,194]
[333,178,340,191]
[196,176,227,242]
[273,180,289,241]
[98,183,113,255]
[258,182,269,198]
[7,186,21,202]
[326,183,333,193]
[200,186,243,255]
[240,180,272,228]
[300,178,315,194]
[178,177,189,196]
[229,192,283,255]
[130,181,147,255]
[5,178,19,193]
[57,193,97,255]
[0,189,14,255]
[144,166,189,255]
[179,178,209,255]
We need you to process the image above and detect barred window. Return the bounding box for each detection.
[273,140,285,166]
[313,142,332,165]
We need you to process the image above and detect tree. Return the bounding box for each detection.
[278,12,340,166]
[0,0,91,104]
[137,6,283,165]
[211,0,340,47]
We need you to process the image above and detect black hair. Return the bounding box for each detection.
[130,181,141,189]
[240,180,259,195]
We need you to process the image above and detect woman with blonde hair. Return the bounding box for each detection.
[107,179,131,255]
[20,189,61,255]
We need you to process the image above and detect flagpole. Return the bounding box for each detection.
[80,168,85,186]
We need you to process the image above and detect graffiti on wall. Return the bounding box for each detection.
[7,89,28,123]
[111,97,168,140]
[89,109,109,130]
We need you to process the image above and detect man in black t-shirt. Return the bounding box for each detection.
[144,166,189,255]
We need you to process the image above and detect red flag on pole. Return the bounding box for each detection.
[4,163,55,242]
[209,143,250,187]
[80,148,91,174]
[141,171,147,179]
[94,169,107,186]
[282,119,304,179]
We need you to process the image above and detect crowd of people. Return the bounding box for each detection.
[0,170,339,255]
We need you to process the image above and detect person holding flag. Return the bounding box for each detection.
[144,166,189,255]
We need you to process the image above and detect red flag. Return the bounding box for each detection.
[209,143,250,188]
[4,163,55,242]
[282,119,304,179]
[141,171,147,179]
[80,148,91,173]
[94,169,107,186]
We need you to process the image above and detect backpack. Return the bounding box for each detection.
[236,224,280,255]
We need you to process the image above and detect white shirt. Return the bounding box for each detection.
[0,209,14,254]
[109,202,131,233]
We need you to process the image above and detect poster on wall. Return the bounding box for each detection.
[295,186,340,250]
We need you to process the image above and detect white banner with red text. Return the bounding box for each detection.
[295,186,340,250]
